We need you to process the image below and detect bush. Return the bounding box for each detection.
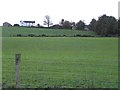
[14,24,20,27]
[75,34,82,37]
[63,35,66,37]
[28,34,35,37]
[74,34,94,37]
[41,34,47,37]
[17,34,22,37]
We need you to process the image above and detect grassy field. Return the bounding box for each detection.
[2,27,96,37]
[2,37,118,88]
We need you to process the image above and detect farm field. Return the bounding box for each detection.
[2,37,118,88]
[2,27,96,37]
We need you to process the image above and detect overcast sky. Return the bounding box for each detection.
[0,0,119,26]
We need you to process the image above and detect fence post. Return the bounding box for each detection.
[15,54,21,88]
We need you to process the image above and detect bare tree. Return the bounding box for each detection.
[43,15,53,27]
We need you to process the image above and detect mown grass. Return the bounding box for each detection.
[2,27,96,37]
[2,37,118,88]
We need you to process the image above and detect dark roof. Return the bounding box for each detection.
[3,22,12,26]
[51,24,62,29]
[23,21,35,23]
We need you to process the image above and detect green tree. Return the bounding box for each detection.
[89,18,97,31]
[62,20,72,29]
[118,19,120,36]
[95,14,118,36]
[76,20,85,30]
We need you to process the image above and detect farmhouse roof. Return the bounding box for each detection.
[23,21,35,23]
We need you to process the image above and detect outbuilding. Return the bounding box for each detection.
[3,22,12,27]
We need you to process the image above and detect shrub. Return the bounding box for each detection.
[17,34,22,37]
[14,24,20,27]
[41,34,47,37]
[28,34,35,37]
[63,35,66,37]
[75,34,82,37]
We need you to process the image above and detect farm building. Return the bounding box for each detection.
[20,21,35,26]
[3,22,12,27]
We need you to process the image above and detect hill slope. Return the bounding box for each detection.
[2,27,96,37]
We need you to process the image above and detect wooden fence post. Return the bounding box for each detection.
[15,54,21,88]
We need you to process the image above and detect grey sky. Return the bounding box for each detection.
[0,0,119,26]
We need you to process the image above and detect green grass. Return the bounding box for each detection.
[2,37,118,88]
[2,27,96,37]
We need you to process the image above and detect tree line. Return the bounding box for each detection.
[12,14,119,36]
[89,14,119,36]
[42,14,119,36]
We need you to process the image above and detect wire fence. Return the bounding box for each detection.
[2,54,119,88]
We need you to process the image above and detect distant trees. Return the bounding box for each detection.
[9,14,119,37]
[62,20,72,29]
[60,19,86,30]
[94,14,118,36]
[58,15,119,36]
[71,22,76,29]
[60,19,72,29]
[43,15,53,27]
[76,20,85,30]
[59,19,86,30]
[118,18,120,35]
[89,18,97,31]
